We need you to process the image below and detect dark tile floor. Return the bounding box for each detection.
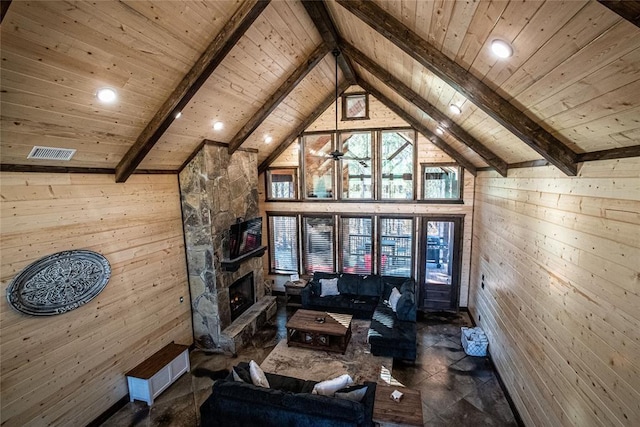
[101,298,518,426]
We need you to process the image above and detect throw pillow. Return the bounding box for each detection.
[232,366,252,383]
[389,287,402,312]
[249,360,270,388]
[396,290,416,321]
[312,373,353,396]
[335,385,368,402]
[320,278,340,297]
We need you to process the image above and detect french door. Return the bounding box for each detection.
[419,216,464,311]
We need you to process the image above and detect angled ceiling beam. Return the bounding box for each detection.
[337,0,578,176]
[358,79,477,176]
[576,145,640,162]
[301,0,357,84]
[343,41,507,176]
[598,1,640,28]
[115,0,270,183]
[228,42,331,155]
[1,0,12,23]
[258,80,350,174]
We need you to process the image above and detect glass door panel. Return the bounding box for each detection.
[421,218,462,311]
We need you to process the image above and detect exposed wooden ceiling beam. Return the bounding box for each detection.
[228,43,331,155]
[598,1,640,28]
[576,145,640,162]
[337,0,578,176]
[301,0,357,84]
[343,41,507,176]
[1,0,12,23]
[258,81,350,175]
[357,79,477,176]
[115,0,270,183]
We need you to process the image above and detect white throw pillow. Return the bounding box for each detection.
[389,287,402,312]
[312,373,353,396]
[249,360,270,388]
[320,278,340,297]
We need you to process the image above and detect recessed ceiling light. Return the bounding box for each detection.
[491,39,513,59]
[96,87,117,103]
[175,111,182,119]
[213,121,224,131]
[449,104,461,115]
[436,127,444,135]
[264,136,273,144]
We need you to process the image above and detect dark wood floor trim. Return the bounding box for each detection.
[86,395,130,427]
[461,307,525,427]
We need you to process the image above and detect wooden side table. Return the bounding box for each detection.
[373,384,423,426]
[284,279,307,308]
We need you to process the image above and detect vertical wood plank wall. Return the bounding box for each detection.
[469,158,640,426]
[0,173,193,427]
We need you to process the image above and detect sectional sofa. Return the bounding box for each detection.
[301,272,417,360]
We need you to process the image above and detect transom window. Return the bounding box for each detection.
[422,164,462,200]
[266,168,298,200]
[340,132,373,199]
[303,134,334,200]
[342,93,369,120]
[380,130,414,200]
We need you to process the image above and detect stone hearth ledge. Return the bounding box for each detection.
[219,296,277,355]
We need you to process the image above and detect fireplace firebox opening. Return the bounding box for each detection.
[229,272,255,322]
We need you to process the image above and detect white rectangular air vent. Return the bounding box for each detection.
[27,146,76,161]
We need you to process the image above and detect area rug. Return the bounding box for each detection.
[260,319,393,384]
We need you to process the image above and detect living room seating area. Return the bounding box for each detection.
[97,301,518,426]
[301,272,418,360]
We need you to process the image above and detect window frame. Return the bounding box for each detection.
[341,92,369,121]
[301,214,337,274]
[266,212,300,275]
[265,167,299,201]
[339,215,374,275]
[338,130,375,201]
[378,129,417,201]
[301,133,336,201]
[377,216,415,278]
[421,163,463,203]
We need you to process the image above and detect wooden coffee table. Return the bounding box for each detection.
[373,384,423,426]
[286,309,353,354]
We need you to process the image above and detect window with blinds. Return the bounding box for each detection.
[340,216,373,275]
[268,215,298,274]
[379,217,413,277]
[302,216,335,273]
[266,168,298,200]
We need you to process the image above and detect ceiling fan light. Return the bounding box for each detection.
[449,104,461,115]
[491,39,513,59]
[96,87,117,103]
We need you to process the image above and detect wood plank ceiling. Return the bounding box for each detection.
[1,0,639,181]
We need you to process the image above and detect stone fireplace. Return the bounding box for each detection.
[229,272,255,322]
[179,142,276,353]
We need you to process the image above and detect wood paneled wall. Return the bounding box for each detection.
[469,158,640,426]
[0,173,192,427]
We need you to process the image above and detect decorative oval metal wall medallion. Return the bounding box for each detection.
[6,250,111,316]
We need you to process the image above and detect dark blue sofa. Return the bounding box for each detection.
[301,273,417,360]
[200,362,376,427]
